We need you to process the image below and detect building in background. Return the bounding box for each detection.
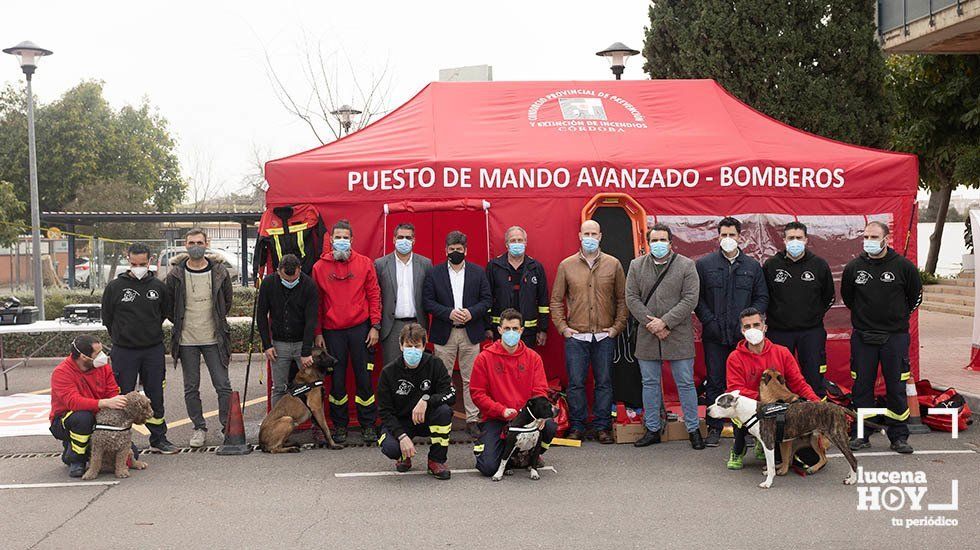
[879,0,980,53]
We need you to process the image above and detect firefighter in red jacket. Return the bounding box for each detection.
[49,335,128,478]
[470,308,557,477]
[725,307,818,470]
[312,219,382,444]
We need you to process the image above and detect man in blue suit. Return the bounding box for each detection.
[423,230,492,437]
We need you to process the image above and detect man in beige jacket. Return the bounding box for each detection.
[550,220,627,443]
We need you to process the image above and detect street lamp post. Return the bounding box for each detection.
[596,42,640,80]
[3,41,52,319]
[330,104,362,135]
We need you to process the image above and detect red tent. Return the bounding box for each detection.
[264,79,918,403]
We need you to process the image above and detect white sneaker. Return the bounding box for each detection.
[189,429,207,448]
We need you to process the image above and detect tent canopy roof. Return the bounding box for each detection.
[265,79,915,205]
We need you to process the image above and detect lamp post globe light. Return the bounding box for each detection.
[3,41,53,319]
[331,104,362,135]
[596,42,639,81]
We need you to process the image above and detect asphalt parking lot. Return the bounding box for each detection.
[1,359,977,549]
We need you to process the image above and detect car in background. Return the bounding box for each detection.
[155,247,241,283]
[64,256,92,287]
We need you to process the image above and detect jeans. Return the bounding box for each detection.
[638,358,699,433]
[270,340,304,406]
[702,341,737,429]
[564,336,614,432]
[179,344,232,432]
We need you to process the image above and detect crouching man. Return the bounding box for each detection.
[375,323,456,480]
[49,335,128,478]
[470,308,557,477]
[725,308,818,470]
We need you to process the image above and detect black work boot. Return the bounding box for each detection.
[689,430,705,450]
[633,429,661,447]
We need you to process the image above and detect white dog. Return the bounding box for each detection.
[707,391,858,489]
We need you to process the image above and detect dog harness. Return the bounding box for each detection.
[94,424,131,431]
[289,380,324,400]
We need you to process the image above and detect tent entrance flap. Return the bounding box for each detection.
[382,200,491,266]
[584,194,648,409]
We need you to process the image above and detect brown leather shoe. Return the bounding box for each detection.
[565,429,584,441]
[427,459,451,480]
[596,429,614,444]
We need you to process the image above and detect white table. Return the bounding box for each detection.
[0,319,106,390]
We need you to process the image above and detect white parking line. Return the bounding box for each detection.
[827,449,976,458]
[0,481,119,489]
[335,466,558,478]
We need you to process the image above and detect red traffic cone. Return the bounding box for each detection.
[216,391,252,455]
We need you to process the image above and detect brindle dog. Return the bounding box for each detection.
[259,348,343,452]
[758,368,822,475]
[82,391,154,480]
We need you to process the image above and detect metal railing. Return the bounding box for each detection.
[879,0,965,36]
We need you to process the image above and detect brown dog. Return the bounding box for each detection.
[758,368,828,476]
[259,348,343,452]
[82,391,153,480]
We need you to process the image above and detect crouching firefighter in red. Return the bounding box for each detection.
[49,335,128,478]
[375,323,456,479]
[470,308,557,477]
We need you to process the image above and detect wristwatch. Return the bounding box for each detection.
[372,323,382,331]
[421,394,430,402]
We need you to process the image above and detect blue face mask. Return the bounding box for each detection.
[863,239,884,256]
[501,329,521,347]
[508,242,526,257]
[281,275,300,289]
[650,241,670,259]
[581,237,600,253]
[402,347,423,367]
[786,240,805,257]
[394,238,413,255]
[332,239,351,252]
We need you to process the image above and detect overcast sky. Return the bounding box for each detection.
[3,1,649,200]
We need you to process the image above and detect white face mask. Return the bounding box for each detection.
[92,351,109,368]
[743,328,765,346]
[720,237,738,253]
[130,266,148,279]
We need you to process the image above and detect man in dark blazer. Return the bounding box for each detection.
[422,230,492,437]
[375,223,433,367]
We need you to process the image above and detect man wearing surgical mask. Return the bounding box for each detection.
[312,219,383,444]
[763,222,835,398]
[485,226,550,348]
[257,254,320,407]
[375,223,433,368]
[49,335,127,478]
[102,242,176,453]
[625,224,703,449]
[375,323,455,479]
[695,216,768,447]
[165,228,234,449]
[550,220,628,444]
[842,221,921,454]
[723,308,818,470]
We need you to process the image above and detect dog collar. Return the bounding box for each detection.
[94,424,131,431]
[734,414,760,432]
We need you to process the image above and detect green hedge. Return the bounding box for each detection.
[9,286,258,320]
[0,318,259,359]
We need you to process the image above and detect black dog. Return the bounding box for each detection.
[491,396,556,481]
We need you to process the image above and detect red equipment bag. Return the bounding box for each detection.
[546,382,570,438]
[916,379,973,432]
[254,204,325,278]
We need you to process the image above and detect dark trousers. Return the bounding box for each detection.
[565,337,614,431]
[179,344,233,431]
[379,404,453,464]
[474,419,557,477]
[324,321,377,429]
[703,341,737,429]
[768,327,827,398]
[112,343,168,445]
[732,426,781,463]
[50,410,95,464]
[849,331,911,443]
